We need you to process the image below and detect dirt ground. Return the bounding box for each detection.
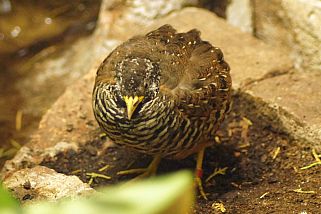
[41,93,321,213]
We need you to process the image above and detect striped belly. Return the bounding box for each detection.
[93,90,209,158]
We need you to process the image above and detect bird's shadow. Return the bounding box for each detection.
[41,123,274,201]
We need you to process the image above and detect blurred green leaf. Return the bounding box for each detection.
[24,170,194,214]
[0,184,20,214]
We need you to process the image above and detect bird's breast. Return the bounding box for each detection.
[93,88,209,158]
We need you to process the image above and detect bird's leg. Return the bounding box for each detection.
[195,147,208,200]
[117,155,162,179]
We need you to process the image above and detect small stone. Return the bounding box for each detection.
[66,124,74,132]
[268,177,278,184]
[86,120,94,126]
[79,114,87,119]
[23,181,31,190]
[87,145,98,156]
[2,166,95,203]
[22,194,33,201]
[260,154,268,162]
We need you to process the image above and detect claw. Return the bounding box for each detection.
[117,155,161,179]
[195,175,208,200]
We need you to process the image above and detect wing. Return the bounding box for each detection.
[95,50,117,86]
[148,25,232,120]
[180,40,232,122]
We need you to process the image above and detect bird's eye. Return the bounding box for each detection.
[116,94,126,107]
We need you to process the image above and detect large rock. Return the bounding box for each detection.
[252,0,321,72]
[226,0,320,72]
[245,71,321,145]
[226,0,253,33]
[282,0,321,71]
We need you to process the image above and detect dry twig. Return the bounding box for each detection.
[259,192,270,199]
[212,202,226,213]
[206,167,228,183]
[271,147,281,160]
[86,172,111,185]
[300,148,321,170]
[99,164,110,172]
[293,188,316,194]
[15,110,23,131]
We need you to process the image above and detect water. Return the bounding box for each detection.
[0,0,101,165]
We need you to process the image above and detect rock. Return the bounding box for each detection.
[226,0,320,72]
[2,166,94,203]
[226,0,253,33]
[245,71,321,145]
[252,0,291,52]
[121,0,198,24]
[282,0,321,71]
[252,0,321,72]
[0,65,110,177]
[100,0,198,40]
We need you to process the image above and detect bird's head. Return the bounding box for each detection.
[114,57,160,119]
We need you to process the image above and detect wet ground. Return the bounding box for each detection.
[41,94,321,213]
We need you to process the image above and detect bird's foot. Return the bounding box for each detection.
[117,168,154,179]
[195,169,208,200]
[117,155,161,179]
[195,147,208,200]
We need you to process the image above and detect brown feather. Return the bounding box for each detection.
[93,24,232,159]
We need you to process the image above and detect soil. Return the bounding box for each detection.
[41,94,321,213]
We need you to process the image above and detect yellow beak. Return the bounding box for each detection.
[123,96,144,120]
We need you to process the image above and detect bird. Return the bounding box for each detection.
[92,24,232,199]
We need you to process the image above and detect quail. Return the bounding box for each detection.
[92,24,232,198]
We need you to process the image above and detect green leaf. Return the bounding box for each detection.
[0,184,20,214]
[24,170,195,214]
[97,170,195,214]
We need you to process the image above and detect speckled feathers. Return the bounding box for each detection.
[93,24,232,159]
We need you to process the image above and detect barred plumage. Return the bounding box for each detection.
[92,24,232,160]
